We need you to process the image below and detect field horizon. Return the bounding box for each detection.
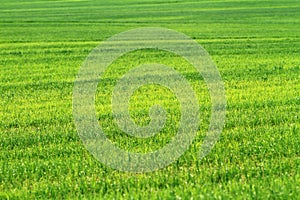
[1,0,299,199]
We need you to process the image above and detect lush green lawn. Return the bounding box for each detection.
[1,0,299,199]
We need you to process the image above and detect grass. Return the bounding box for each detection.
[0,0,300,199]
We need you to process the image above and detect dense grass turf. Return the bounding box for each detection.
[1,0,299,199]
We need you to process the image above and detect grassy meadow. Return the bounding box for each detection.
[1,0,300,199]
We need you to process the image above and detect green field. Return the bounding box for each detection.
[1,0,300,199]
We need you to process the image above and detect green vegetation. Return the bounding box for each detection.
[1,0,299,199]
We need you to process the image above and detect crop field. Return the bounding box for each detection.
[1,0,300,199]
